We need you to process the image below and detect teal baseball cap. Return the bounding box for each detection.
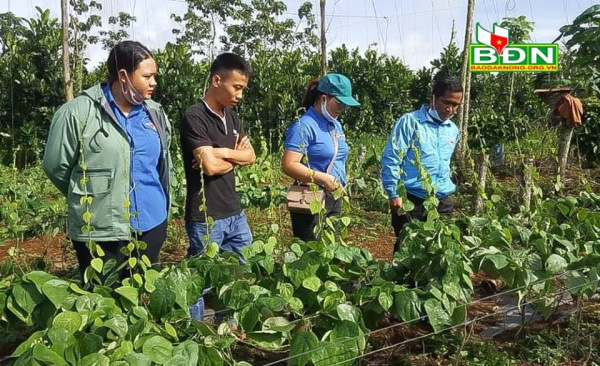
[317,73,360,107]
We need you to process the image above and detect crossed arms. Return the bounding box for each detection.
[193,136,256,176]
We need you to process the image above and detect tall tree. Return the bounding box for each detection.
[456,0,475,179]
[171,0,241,56]
[553,5,600,182]
[320,0,326,75]
[0,8,63,165]
[500,16,534,115]
[98,12,136,50]
[172,0,317,59]
[69,0,102,95]
[430,28,461,82]
[61,0,73,101]
[554,4,600,95]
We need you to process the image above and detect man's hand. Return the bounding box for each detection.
[236,136,251,150]
[192,136,254,170]
[192,146,234,175]
[192,149,228,169]
[389,197,403,215]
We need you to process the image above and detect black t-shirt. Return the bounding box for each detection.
[180,100,244,222]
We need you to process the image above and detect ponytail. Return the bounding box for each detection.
[301,80,325,109]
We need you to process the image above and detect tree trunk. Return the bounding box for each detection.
[203,14,218,95]
[320,0,327,75]
[520,158,534,212]
[459,70,472,166]
[473,153,489,214]
[61,0,73,101]
[508,73,515,115]
[557,120,574,185]
[74,26,83,96]
[456,0,475,179]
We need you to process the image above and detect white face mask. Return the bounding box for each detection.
[119,71,145,106]
[321,96,338,123]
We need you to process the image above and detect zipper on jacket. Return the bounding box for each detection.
[436,124,441,188]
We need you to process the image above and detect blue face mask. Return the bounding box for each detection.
[428,95,450,122]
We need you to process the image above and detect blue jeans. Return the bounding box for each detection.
[186,211,253,262]
[186,211,253,321]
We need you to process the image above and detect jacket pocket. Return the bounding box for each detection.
[441,135,456,158]
[68,169,114,233]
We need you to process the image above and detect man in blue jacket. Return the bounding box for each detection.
[381,77,463,250]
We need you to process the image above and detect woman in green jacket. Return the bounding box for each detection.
[43,41,172,284]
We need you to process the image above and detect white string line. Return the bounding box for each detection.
[527,0,537,43]
[327,277,600,366]
[211,276,439,321]
[492,0,500,22]
[131,0,136,40]
[447,0,456,22]
[261,269,581,366]
[430,0,444,47]
[483,0,492,27]
[551,302,600,355]
[208,264,441,321]
[278,6,463,19]
[261,270,570,365]
[555,329,600,354]
[370,0,384,54]
[325,0,341,34]
[393,0,405,62]
[202,266,442,322]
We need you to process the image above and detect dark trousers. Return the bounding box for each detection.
[73,219,167,284]
[391,194,454,252]
[290,192,342,242]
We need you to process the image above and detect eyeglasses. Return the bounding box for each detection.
[331,97,346,110]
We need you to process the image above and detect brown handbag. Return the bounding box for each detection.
[285,184,326,214]
[286,124,339,214]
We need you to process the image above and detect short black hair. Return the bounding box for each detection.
[210,53,251,79]
[107,41,153,83]
[432,76,463,97]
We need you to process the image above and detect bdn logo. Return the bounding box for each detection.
[469,23,559,72]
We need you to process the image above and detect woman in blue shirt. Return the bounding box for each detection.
[282,73,360,241]
[43,41,172,284]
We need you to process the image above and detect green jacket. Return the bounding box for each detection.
[42,84,172,242]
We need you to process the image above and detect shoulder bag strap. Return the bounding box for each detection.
[326,123,339,175]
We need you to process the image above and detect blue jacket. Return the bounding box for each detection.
[381,105,459,199]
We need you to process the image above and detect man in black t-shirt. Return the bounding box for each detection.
[180,53,255,265]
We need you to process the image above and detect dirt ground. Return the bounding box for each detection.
[0,233,74,273]
[0,206,396,272]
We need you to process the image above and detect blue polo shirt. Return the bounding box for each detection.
[102,84,167,232]
[285,107,349,186]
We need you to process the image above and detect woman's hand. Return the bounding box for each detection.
[282,150,345,194]
[389,197,403,214]
[319,172,345,193]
